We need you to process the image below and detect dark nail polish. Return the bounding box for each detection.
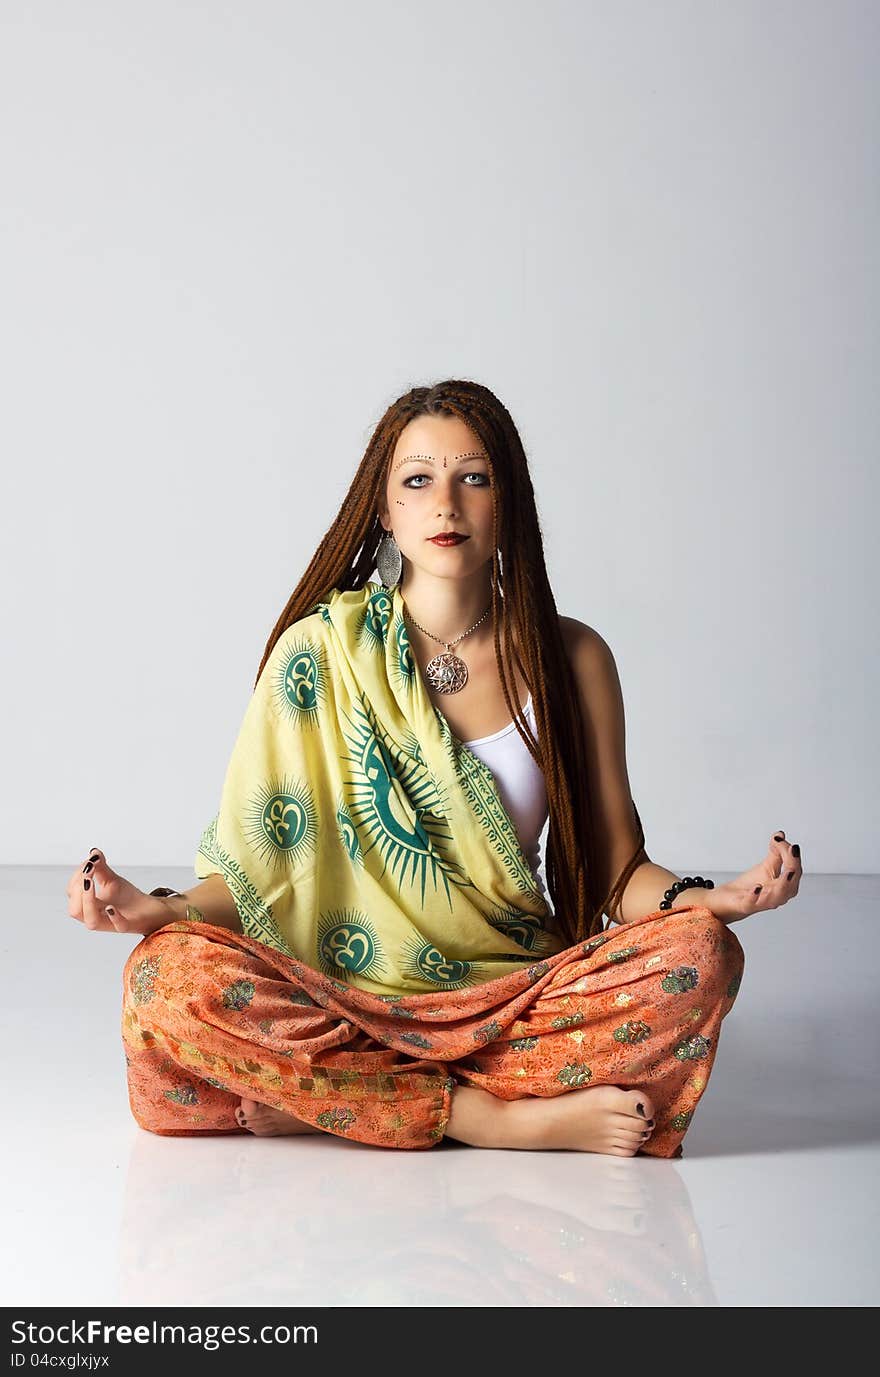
[787,870,794,881]
[636,1102,645,1117]
[647,1119,655,1127]
[774,833,784,842]
[754,885,762,894]
[88,853,99,863]
[83,862,93,874]
[83,878,90,890]
[106,907,115,916]
[792,844,800,858]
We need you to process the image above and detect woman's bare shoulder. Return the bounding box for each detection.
[513,613,608,672]
[556,616,623,698]
[557,614,605,657]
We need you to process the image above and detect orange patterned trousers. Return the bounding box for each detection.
[122,903,745,1158]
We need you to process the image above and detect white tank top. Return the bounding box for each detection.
[462,693,550,902]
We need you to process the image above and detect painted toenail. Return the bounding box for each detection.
[636,1102,646,1117]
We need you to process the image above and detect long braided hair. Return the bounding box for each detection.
[254,379,647,943]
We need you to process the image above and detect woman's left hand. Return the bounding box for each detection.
[696,830,803,924]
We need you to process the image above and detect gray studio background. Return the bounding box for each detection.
[1,0,877,883]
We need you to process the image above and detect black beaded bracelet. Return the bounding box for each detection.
[658,876,715,911]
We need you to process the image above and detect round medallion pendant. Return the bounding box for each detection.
[425,651,468,693]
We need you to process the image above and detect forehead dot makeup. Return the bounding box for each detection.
[392,451,488,473]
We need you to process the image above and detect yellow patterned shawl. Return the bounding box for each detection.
[194,581,567,995]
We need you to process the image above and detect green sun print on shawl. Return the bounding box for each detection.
[399,933,479,990]
[394,613,418,688]
[306,601,334,628]
[256,776,317,863]
[204,761,319,879]
[317,909,387,981]
[670,1109,694,1131]
[336,798,363,865]
[195,815,293,955]
[272,633,328,726]
[661,965,700,995]
[360,586,395,653]
[343,580,550,917]
[487,905,557,955]
[338,694,468,909]
[359,586,419,694]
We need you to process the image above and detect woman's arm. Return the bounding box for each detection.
[154,873,243,933]
[562,617,712,925]
[608,861,711,924]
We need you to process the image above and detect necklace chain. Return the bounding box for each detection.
[402,598,493,651]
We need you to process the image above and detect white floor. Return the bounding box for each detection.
[4,868,879,1307]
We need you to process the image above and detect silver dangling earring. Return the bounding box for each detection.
[377,529,402,588]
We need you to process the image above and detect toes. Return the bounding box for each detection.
[628,1091,655,1121]
[615,1111,653,1128]
[614,1118,654,1148]
[626,1127,654,1145]
[235,1098,259,1130]
[614,1130,653,1155]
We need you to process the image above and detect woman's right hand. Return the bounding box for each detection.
[67,847,171,936]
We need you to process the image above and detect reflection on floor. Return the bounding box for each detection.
[6,869,879,1307]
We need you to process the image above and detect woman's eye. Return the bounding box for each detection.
[403,473,488,489]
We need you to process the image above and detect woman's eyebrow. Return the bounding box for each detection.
[392,451,488,472]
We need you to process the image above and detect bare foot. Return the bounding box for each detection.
[504,1084,656,1156]
[235,1097,321,1136]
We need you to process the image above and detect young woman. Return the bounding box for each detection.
[68,379,802,1158]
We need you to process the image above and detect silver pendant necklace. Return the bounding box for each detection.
[403,598,493,694]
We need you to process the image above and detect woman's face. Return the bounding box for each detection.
[377,415,496,579]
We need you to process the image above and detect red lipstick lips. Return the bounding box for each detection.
[429,532,469,545]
